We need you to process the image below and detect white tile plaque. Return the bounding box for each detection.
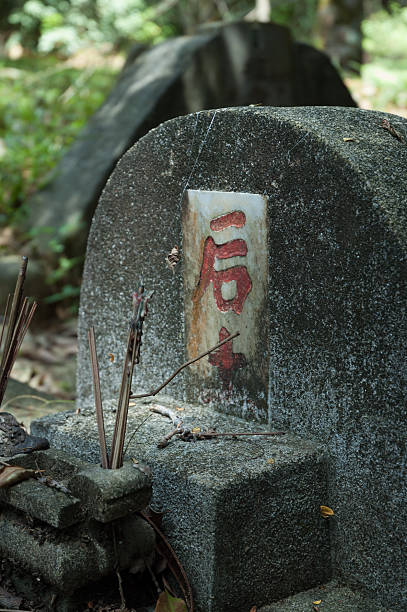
[182,189,269,419]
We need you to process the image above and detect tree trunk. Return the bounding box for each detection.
[317,0,364,72]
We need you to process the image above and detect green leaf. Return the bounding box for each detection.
[155,590,188,612]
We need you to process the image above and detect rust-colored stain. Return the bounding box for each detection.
[183,189,269,399]
[188,231,206,362]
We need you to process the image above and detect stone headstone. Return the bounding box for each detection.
[75,106,407,608]
[25,21,355,257]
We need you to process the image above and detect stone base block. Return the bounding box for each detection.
[258,579,383,612]
[0,447,155,605]
[32,396,332,611]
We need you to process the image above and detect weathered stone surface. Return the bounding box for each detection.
[71,461,151,522]
[24,21,355,256]
[1,448,151,524]
[0,476,83,529]
[0,448,155,595]
[259,579,381,612]
[0,411,49,457]
[0,508,154,592]
[75,106,407,607]
[31,396,331,612]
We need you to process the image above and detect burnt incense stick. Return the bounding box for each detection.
[109,285,153,469]
[0,256,27,373]
[0,257,37,407]
[0,295,11,354]
[88,327,109,469]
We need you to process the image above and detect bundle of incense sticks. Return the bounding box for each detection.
[0,256,37,407]
[88,284,153,469]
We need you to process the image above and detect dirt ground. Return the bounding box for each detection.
[3,317,78,426]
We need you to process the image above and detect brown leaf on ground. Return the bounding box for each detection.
[155,590,187,612]
[0,584,22,608]
[320,505,335,518]
[0,464,35,488]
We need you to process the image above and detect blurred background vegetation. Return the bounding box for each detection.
[0,0,406,312]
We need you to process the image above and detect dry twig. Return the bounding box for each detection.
[151,404,286,448]
[380,118,404,142]
[130,331,240,400]
[140,510,194,611]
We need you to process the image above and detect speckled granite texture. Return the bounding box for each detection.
[75,106,407,607]
[32,397,331,612]
[258,579,384,612]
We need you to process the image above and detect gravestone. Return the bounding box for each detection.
[35,106,407,609]
[24,20,355,258]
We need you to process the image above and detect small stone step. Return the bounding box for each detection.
[258,579,387,612]
[31,395,331,612]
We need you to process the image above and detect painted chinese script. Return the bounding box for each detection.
[193,210,252,315]
[192,210,251,385]
[183,189,268,397]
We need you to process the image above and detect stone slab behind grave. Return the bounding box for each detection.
[24,20,355,257]
[76,106,407,607]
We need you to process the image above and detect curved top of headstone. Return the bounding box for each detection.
[78,105,407,418]
[25,20,355,254]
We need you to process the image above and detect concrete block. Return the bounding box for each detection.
[32,396,331,611]
[0,447,155,598]
[71,461,152,522]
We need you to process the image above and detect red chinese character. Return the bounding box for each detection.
[210,210,246,231]
[208,327,246,386]
[193,236,252,314]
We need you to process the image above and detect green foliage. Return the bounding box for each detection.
[269,0,319,44]
[0,57,117,224]
[0,55,116,305]
[362,2,407,108]
[7,0,174,55]
[363,2,407,60]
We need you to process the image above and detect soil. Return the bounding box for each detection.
[3,317,78,427]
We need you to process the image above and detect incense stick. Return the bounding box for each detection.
[0,257,37,407]
[88,327,109,469]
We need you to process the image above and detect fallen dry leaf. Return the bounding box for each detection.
[0,584,23,608]
[191,427,201,433]
[380,118,404,142]
[155,590,187,612]
[0,465,35,489]
[176,406,185,411]
[266,458,275,464]
[320,505,334,518]
[343,137,355,142]
[313,600,322,604]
